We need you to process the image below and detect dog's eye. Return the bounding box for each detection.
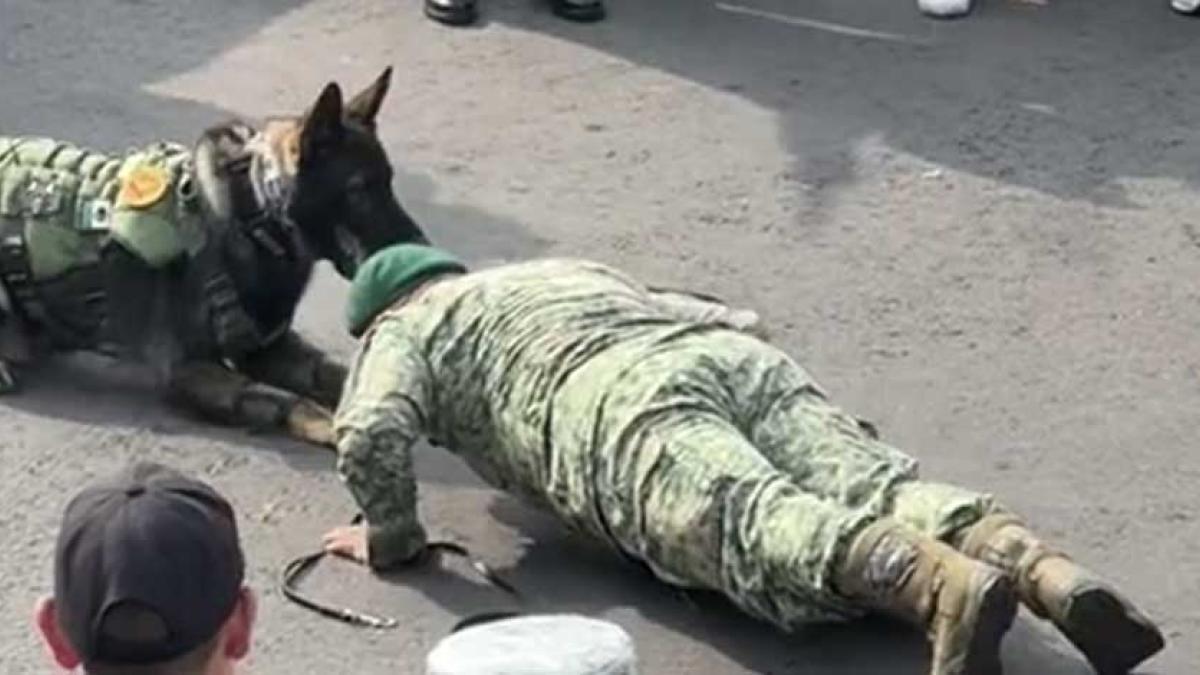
[347,175,368,191]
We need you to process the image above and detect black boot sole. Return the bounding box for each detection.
[425,1,478,26]
[1061,585,1165,675]
[551,2,606,22]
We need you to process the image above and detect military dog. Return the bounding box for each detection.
[0,67,427,447]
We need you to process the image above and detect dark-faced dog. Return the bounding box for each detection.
[0,67,426,447]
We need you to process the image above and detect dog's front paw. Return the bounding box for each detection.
[0,360,18,394]
[287,398,336,450]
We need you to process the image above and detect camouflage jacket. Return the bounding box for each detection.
[335,259,763,568]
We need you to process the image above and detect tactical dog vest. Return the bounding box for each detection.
[0,136,268,357]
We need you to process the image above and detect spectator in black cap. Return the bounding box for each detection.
[33,462,256,674]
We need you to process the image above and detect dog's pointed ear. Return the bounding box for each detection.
[300,82,345,161]
[345,66,392,128]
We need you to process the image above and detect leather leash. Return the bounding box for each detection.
[280,517,522,629]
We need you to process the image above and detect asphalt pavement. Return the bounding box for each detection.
[0,0,1196,673]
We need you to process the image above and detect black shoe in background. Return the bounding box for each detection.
[425,0,478,26]
[551,0,605,22]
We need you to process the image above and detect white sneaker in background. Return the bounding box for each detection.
[918,0,974,17]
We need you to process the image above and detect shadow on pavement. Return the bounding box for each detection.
[0,355,337,470]
[487,0,1198,211]
[351,492,1093,675]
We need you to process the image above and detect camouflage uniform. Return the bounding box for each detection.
[336,259,999,629]
[0,136,205,350]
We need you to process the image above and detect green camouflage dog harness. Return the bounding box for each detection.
[0,136,268,355]
[0,137,203,273]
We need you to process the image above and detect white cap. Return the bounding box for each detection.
[426,614,639,675]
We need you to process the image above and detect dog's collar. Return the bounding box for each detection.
[220,153,295,259]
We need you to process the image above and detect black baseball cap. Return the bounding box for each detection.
[53,462,245,665]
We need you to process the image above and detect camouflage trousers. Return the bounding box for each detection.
[553,331,1000,629]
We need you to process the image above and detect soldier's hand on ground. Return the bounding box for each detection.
[323,524,370,565]
[287,399,336,449]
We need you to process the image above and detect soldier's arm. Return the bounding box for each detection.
[337,424,427,568]
[335,327,431,569]
[647,287,769,339]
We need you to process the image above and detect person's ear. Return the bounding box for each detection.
[34,596,83,670]
[222,587,257,660]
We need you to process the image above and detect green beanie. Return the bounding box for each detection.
[346,244,467,336]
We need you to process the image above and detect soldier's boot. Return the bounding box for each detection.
[836,519,1017,675]
[957,515,1164,674]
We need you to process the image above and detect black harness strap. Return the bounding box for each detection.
[0,225,49,326]
[0,140,51,328]
[200,153,297,359]
[280,517,522,629]
[221,155,293,260]
[202,268,265,359]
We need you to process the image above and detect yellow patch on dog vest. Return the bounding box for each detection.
[116,164,169,209]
